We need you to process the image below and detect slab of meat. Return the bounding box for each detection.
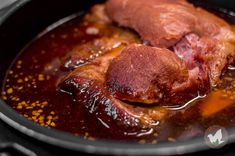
[106,0,235,85]
[59,45,168,128]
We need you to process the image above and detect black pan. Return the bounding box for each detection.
[0,0,235,155]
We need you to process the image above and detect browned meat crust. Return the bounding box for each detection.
[59,45,168,128]
[107,44,189,103]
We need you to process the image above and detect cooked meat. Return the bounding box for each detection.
[106,44,208,105]
[59,45,168,128]
[106,0,235,85]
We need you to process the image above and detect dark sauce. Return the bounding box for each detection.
[1,5,235,144]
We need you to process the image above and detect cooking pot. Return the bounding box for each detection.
[0,0,235,155]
